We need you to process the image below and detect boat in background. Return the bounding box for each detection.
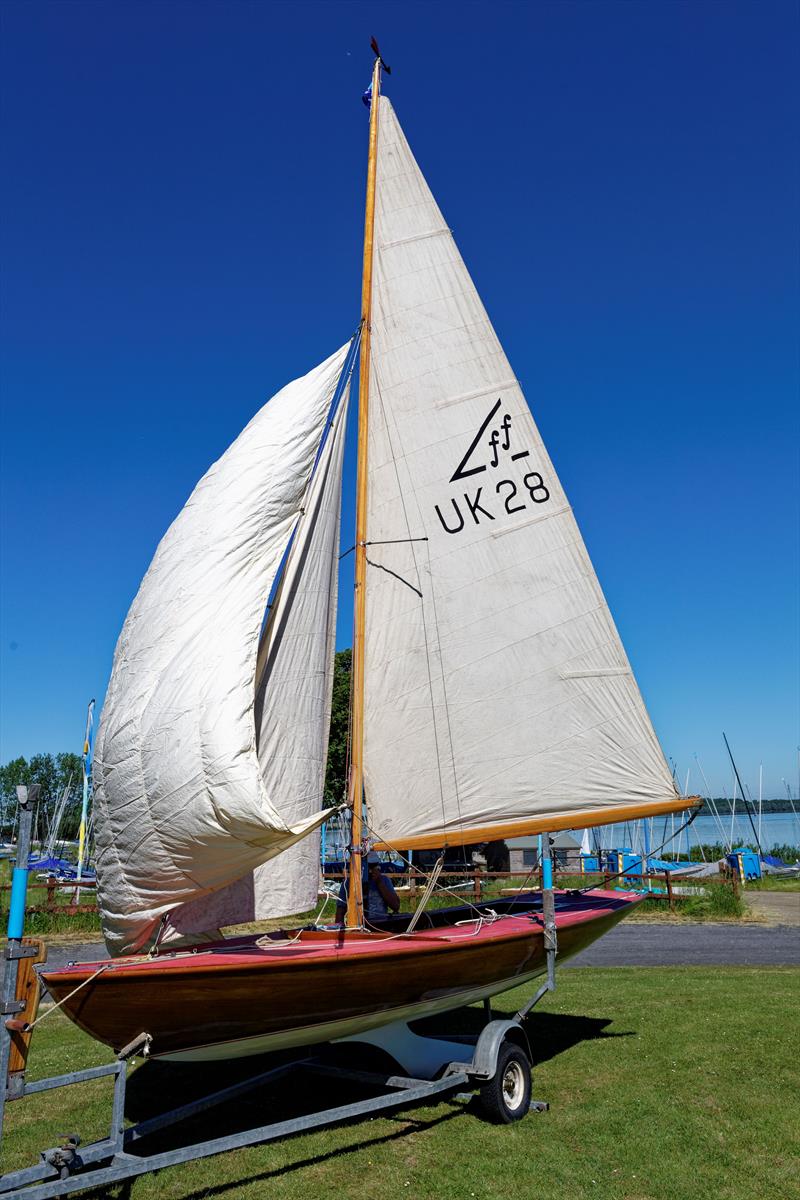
[43,53,697,1061]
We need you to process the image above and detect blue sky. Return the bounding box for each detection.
[1,0,797,798]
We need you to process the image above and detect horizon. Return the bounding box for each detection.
[1,1,798,799]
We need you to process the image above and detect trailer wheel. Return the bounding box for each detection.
[477,1041,531,1123]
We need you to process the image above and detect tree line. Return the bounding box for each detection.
[0,650,354,843]
[0,752,84,843]
[2,647,796,843]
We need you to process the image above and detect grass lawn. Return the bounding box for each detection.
[746,876,800,892]
[2,966,797,1200]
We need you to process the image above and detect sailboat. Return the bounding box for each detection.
[43,56,696,1063]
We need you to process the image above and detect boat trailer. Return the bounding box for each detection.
[0,788,557,1199]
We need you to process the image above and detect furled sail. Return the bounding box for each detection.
[364,98,685,850]
[95,345,350,955]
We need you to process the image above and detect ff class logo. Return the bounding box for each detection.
[434,399,550,535]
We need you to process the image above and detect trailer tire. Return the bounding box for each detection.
[477,1041,531,1123]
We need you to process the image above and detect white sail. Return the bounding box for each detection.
[363,98,679,850]
[94,345,349,955]
[164,387,349,938]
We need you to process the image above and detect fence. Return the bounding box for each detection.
[0,878,98,918]
[321,867,730,913]
[2,867,736,925]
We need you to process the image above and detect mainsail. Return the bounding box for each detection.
[95,345,350,954]
[364,98,683,850]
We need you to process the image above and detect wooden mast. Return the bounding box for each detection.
[346,50,382,928]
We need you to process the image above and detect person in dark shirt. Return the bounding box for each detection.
[336,851,401,923]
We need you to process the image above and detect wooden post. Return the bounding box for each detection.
[346,50,382,930]
[665,870,674,912]
[473,872,482,903]
[6,938,47,1079]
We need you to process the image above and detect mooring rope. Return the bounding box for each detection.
[405,855,445,934]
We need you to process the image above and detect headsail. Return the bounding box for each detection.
[364,98,687,850]
[164,385,350,939]
[94,345,350,954]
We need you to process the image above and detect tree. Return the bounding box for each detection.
[324,649,351,807]
[0,756,30,837]
[0,752,84,841]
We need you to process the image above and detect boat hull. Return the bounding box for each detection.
[42,890,638,1063]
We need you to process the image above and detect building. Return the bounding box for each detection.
[507,830,582,873]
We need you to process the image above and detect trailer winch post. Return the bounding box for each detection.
[541,833,558,993]
[513,833,558,1025]
[0,785,39,1134]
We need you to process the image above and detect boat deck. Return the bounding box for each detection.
[47,889,638,976]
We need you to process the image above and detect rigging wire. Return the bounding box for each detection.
[356,810,542,926]
[722,731,763,855]
[571,807,702,894]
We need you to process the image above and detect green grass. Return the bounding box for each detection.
[628,879,746,921]
[0,860,102,936]
[399,876,748,922]
[2,967,797,1199]
[745,876,800,893]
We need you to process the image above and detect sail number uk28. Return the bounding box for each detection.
[434,400,550,535]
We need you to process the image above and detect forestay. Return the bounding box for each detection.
[94,346,349,955]
[364,98,682,850]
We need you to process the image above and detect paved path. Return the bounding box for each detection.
[38,921,799,976]
[564,921,799,967]
[745,890,800,925]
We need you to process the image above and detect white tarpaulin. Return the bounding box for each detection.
[363,98,679,849]
[94,345,349,955]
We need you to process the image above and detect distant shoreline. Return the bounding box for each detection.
[700,800,797,815]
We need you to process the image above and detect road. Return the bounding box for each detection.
[565,921,799,967]
[38,921,799,976]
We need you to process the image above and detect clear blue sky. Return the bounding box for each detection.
[1,0,797,799]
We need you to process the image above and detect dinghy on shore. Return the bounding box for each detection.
[43,53,696,1062]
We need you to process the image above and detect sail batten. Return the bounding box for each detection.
[363,97,680,849]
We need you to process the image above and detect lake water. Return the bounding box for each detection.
[588,810,800,858]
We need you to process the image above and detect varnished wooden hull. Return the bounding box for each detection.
[42,891,639,1062]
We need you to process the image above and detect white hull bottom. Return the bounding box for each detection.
[160,967,542,1063]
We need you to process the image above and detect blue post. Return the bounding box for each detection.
[7,869,29,940]
[542,838,553,890]
[541,833,557,990]
[642,819,652,892]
